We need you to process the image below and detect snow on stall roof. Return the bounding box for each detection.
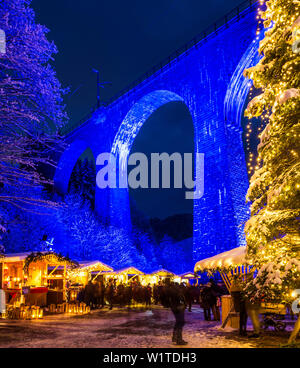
[151,269,175,276]
[194,246,249,272]
[179,271,196,278]
[114,266,144,275]
[2,252,33,262]
[78,260,113,271]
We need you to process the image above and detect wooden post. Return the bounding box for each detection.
[220,272,230,292]
[0,261,3,289]
[63,264,66,301]
[48,265,59,277]
[288,314,300,344]
[91,270,103,282]
[128,274,137,283]
[221,304,235,329]
[21,260,25,287]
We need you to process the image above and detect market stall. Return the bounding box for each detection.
[67,260,113,301]
[176,272,199,285]
[0,252,77,307]
[194,246,254,329]
[194,246,252,291]
[148,269,175,285]
[68,260,113,285]
[104,266,144,284]
[194,247,297,338]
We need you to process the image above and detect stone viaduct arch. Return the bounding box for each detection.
[54,140,96,196]
[109,90,191,230]
[55,4,262,260]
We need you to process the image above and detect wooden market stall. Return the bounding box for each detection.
[148,269,175,285]
[194,246,252,290]
[67,260,113,301]
[68,260,113,285]
[194,246,300,343]
[194,246,253,329]
[176,272,199,285]
[104,266,144,284]
[0,252,77,307]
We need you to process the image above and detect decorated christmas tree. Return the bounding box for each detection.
[243,0,300,305]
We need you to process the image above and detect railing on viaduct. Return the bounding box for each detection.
[60,0,260,137]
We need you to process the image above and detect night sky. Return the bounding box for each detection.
[31,0,250,220]
[129,102,194,219]
[32,0,244,124]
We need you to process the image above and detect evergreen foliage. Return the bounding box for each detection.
[243,0,300,303]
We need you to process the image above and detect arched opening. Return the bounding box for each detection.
[110,90,195,272]
[222,36,262,248]
[128,101,194,234]
[68,147,96,209]
[54,140,96,198]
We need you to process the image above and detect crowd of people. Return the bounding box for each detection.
[70,276,293,344]
[76,279,153,309]
[73,277,271,345]
[75,278,226,319]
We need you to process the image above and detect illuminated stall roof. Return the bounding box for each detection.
[114,267,144,275]
[78,261,113,272]
[151,269,175,277]
[2,252,78,270]
[194,246,250,273]
[179,272,196,279]
[2,252,31,263]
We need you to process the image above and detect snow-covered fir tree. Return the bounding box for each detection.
[243,0,300,304]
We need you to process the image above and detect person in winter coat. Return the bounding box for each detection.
[153,284,159,305]
[185,284,200,312]
[199,284,214,321]
[105,279,115,310]
[209,279,223,321]
[77,287,85,303]
[145,284,152,307]
[230,277,248,336]
[84,281,95,308]
[167,283,188,345]
[99,280,105,308]
[94,281,102,308]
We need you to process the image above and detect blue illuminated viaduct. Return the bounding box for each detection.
[54,2,262,261]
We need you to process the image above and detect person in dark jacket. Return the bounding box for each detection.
[105,279,115,310]
[77,287,85,303]
[145,284,152,308]
[199,284,213,321]
[99,280,105,308]
[185,284,195,312]
[167,283,188,345]
[84,281,95,308]
[209,279,223,321]
[230,277,248,336]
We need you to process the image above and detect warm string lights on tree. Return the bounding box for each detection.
[244,3,268,178]
[242,0,300,305]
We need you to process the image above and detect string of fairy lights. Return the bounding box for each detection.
[245,0,268,177]
[243,0,300,307]
[245,0,299,177]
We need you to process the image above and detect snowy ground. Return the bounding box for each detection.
[0,306,297,348]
